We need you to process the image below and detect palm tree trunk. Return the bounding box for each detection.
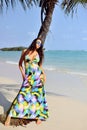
[37,2,56,44]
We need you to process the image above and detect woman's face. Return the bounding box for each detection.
[36,39,42,49]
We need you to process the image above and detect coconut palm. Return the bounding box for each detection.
[0,0,87,44]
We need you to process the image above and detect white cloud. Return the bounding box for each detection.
[82,37,87,41]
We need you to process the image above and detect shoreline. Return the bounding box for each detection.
[1,60,87,102]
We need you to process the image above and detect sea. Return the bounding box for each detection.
[1,50,87,102]
[0,50,87,76]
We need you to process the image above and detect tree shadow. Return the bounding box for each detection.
[0,92,11,125]
[0,92,11,113]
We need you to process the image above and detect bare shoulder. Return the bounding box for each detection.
[21,49,27,55]
[23,49,27,53]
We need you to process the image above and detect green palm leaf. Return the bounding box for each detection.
[61,0,87,14]
[0,0,87,16]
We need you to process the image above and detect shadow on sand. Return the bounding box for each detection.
[0,92,11,125]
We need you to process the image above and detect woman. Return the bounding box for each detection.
[5,38,49,126]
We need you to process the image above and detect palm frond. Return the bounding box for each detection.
[61,0,87,14]
[0,0,3,11]
[11,0,16,8]
[0,0,40,11]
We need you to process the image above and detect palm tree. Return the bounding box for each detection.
[0,0,87,44]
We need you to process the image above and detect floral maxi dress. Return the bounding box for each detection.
[8,54,49,121]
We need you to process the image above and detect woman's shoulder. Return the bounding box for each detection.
[21,49,27,55]
[22,49,27,53]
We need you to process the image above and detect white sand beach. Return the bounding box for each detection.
[0,62,87,130]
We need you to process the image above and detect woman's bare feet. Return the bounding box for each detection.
[36,119,42,125]
[4,116,11,126]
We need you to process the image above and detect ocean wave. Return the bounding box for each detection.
[6,61,18,65]
[66,71,87,76]
[44,66,56,71]
[59,69,87,76]
[5,61,87,76]
[44,66,87,76]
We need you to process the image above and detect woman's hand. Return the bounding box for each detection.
[40,65,46,83]
[43,73,46,83]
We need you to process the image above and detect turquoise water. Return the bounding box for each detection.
[0,50,87,75]
[44,50,87,74]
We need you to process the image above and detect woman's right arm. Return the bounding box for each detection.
[19,50,26,80]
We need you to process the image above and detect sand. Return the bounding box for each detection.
[0,62,87,130]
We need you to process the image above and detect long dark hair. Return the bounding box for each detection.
[26,38,44,66]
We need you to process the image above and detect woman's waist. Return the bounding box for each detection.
[25,69,43,75]
[25,61,39,66]
[25,63,39,69]
[25,65,42,71]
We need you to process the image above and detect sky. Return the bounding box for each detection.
[0,2,87,50]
